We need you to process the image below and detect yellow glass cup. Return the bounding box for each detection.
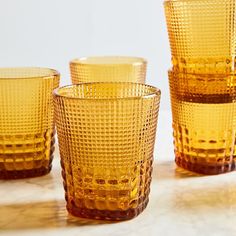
[169,70,236,175]
[164,0,236,74]
[70,56,147,84]
[0,68,60,179]
[54,82,160,221]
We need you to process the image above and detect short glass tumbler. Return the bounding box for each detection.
[70,56,147,84]
[169,71,236,175]
[54,82,160,221]
[164,0,236,74]
[0,68,60,179]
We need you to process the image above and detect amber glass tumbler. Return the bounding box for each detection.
[70,56,147,84]
[0,68,60,179]
[54,82,160,221]
[164,0,236,74]
[169,71,236,175]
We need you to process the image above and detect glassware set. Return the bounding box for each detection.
[1,0,236,221]
[0,57,160,221]
[164,0,236,175]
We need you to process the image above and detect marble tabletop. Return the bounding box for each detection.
[1,111,236,236]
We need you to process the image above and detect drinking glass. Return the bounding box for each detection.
[0,68,60,179]
[54,82,160,220]
[169,70,236,174]
[70,56,147,84]
[164,0,236,74]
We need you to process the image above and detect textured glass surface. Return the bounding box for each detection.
[0,68,60,179]
[164,0,236,74]
[70,56,147,84]
[169,71,236,174]
[54,82,160,220]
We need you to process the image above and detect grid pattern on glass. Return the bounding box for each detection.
[54,82,160,220]
[0,68,60,179]
[164,0,236,73]
[70,56,147,84]
[169,71,236,174]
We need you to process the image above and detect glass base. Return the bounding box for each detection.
[0,131,55,179]
[66,197,149,221]
[175,154,235,175]
[0,165,52,179]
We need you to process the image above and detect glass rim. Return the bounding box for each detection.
[53,82,161,101]
[70,56,147,67]
[164,0,224,4]
[0,67,60,80]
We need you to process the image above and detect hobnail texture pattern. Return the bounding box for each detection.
[54,82,160,220]
[169,71,236,175]
[0,68,60,179]
[164,0,236,74]
[70,56,147,84]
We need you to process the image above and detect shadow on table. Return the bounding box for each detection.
[152,160,236,213]
[0,200,115,231]
[172,182,236,211]
[152,160,202,181]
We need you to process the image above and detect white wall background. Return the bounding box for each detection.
[0,0,171,110]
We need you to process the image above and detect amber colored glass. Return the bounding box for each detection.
[54,82,160,221]
[70,56,147,84]
[0,68,60,179]
[169,71,236,175]
[164,0,236,74]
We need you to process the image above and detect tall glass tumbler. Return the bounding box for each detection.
[54,82,160,220]
[164,0,236,74]
[169,71,236,175]
[0,68,60,179]
[70,56,147,84]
